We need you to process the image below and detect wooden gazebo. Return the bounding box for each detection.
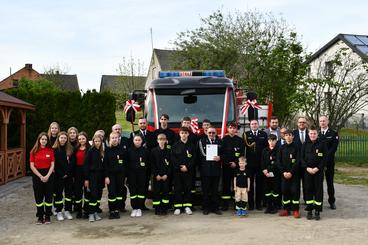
[0,91,34,185]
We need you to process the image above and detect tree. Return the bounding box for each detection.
[172,10,308,123]
[42,64,71,89]
[296,47,368,130]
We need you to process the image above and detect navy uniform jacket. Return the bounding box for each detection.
[318,128,339,162]
[198,136,222,177]
[242,130,268,168]
[300,139,328,170]
[129,129,155,150]
[221,134,245,166]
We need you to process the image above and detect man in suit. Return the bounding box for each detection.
[243,120,268,210]
[264,116,281,140]
[129,117,155,150]
[319,115,339,210]
[276,127,287,148]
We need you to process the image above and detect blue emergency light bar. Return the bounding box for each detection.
[159,70,225,78]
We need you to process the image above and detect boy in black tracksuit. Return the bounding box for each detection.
[151,133,172,215]
[221,122,245,210]
[277,129,301,218]
[198,127,222,215]
[171,127,196,215]
[127,135,150,217]
[104,132,128,219]
[301,126,327,220]
[84,136,105,222]
[261,134,280,214]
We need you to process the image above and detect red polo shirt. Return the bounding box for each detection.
[30,147,55,169]
[76,148,86,166]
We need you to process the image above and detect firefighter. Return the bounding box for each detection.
[221,122,245,210]
[104,132,128,219]
[319,115,339,210]
[30,132,55,225]
[277,129,301,218]
[171,127,196,215]
[127,135,150,217]
[151,134,172,215]
[243,119,268,210]
[301,126,327,220]
[261,134,280,214]
[198,126,222,215]
[153,114,178,150]
[84,135,104,222]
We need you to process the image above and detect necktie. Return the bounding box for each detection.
[300,131,304,144]
[322,130,325,135]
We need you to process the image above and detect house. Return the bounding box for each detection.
[0,64,80,91]
[146,48,179,83]
[307,34,368,127]
[99,75,146,93]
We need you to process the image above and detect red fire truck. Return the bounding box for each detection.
[129,70,272,135]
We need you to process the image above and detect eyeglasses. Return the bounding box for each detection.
[298,121,306,124]
[208,132,216,134]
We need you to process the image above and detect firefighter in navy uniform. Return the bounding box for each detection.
[261,134,280,214]
[318,115,339,209]
[198,127,222,215]
[301,126,328,220]
[243,119,268,210]
[153,114,178,150]
[171,127,196,215]
[221,122,245,210]
[103,132,128,219]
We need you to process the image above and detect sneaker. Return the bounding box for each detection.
[131,209,137,217]
[174,209,181,215]
[236,209,242,216]
[278,210,289,216]
[242,209,249,216]
[214,210,222,215]
[203,209,210,215]
[315,211,320,220]
[56,212,64,221]
[44,216,51,224]
[88,214,95,222]
[114,210,120,219]
[307,211,313,220]
[185,207,192,215]
[36,217,43,225]
[109,212,116,219]
[136,209,142,217]
[52,209,57,216]
[64,211,73,220]
[94,213,102,221]
[293,210,301,219]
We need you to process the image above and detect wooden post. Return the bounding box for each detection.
[20,110,27,176]
[1,107,11,183]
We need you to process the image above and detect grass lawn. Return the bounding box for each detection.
[339,128,368,136]
[335,162,368,186]
[116,110,143,132]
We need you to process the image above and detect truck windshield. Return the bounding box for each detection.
[154,88,235,125]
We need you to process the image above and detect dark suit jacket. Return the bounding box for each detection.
[293,129,310,151]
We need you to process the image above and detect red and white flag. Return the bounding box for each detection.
[191,117,199,134]
[124,100,141,113]
[240,99,262,115]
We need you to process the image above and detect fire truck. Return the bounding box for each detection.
[128,70,271,135]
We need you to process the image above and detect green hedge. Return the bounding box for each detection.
[5,80,116,172]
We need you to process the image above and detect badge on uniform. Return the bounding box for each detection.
[117,155,120,159]
[292,159,296,163]
[165,159,169,166]
[118,159,123,164]
[316,149,319,154]
[235,152,240,157]
[140,157,145,167]
[318,153,323,157]
[289,154,293,159]
[187,150,192,158]
[166,145,171,149]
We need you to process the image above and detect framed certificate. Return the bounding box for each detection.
[206,144,218,161]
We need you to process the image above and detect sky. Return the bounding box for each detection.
[0,0,367,91]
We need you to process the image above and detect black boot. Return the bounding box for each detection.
[307,211,313,220]
[315,211,320,220]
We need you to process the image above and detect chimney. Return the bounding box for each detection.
[56,70,60,75]
[25,63,32,70]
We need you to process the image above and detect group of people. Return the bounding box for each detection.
[29,114,338,225]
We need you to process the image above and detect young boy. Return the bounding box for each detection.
[150,134,171,215]
[277,129,301,218]
[171,127,196,215]
[261,134,280,214]
[234,156,250,216]
[301,126,327,220]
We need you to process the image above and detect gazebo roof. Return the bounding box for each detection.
[0,91,35,110]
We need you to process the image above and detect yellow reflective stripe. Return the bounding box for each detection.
[116,197,123,200]
[97,200,101,203]
[306,200,314,205]
[314,201,322,206]
[89,202,98,206]
[84,199,89,202]
[44,202,53,207]
[54,200,64,204]
[174,204,183,208]
[183,203,192,207]
[152,201,161,205]
[36,202,44,207]
[75,199,83,204]
[282,200,291,204]
[221,196,231,200]
[130,195,137,199]
[137,195,145,199]
[265,193,272,197]
[108,198,116,202]
[64,197,72,202]
[162,199,170,204]
[272,193,279,197]
[292,200,300,204]
[191,190,196,193]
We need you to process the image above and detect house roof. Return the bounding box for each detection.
[309,34,368,63]
[40,73,80,91]
[0,91,35,110]
[154,49,178,70]
[100,75,146,93]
